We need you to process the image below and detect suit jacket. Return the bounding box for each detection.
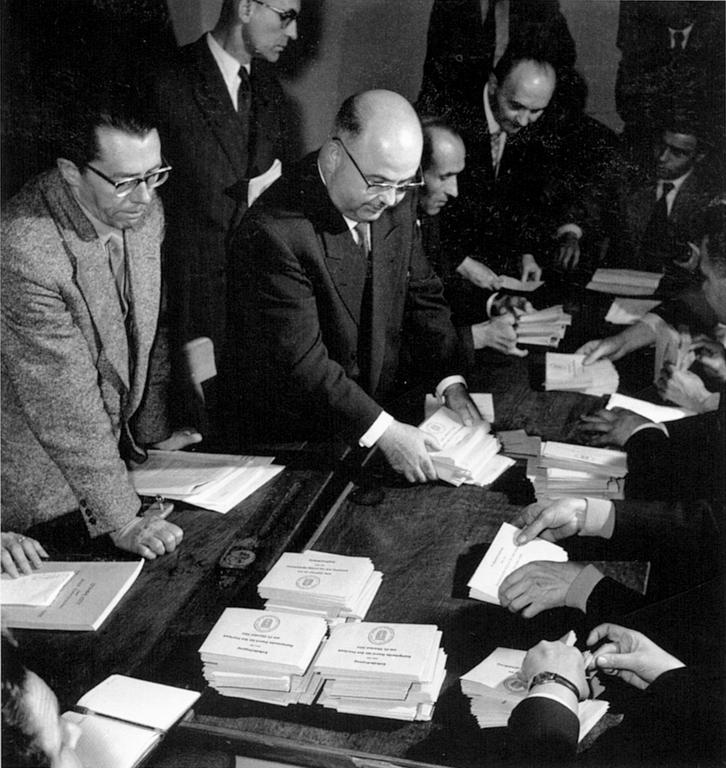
[604,169,715,273]
[226,152,462,443]
[151,35,288,359]
[418,0,575,115]
[1,170,164,535]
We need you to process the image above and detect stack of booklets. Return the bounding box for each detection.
[61,675,200,768]
[2,560,144,631]
[313,621,447,721]
[129,450,284,513]
[419,407,514,486]
[515,305,572,348]
[497,429,542,459]
[586,268,662,296]
[257,550,382,625]
[527,441,627,502]
[545,352,619,396]
[460,647,608,740]
[199,608,327,705]
[467,523,568,605]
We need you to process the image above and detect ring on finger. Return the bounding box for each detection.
[16,535,25,544]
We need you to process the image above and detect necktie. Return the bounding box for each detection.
[658,182,675,218]
[490,130,504,175]
[672,29,685,52]
[641,182,675,270]
[237,66,251,117]
[355,222,373,388]
[106,236,128,317]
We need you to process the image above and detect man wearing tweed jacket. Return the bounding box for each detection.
[1,91,195,576]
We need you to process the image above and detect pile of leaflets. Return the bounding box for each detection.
[199,608,327,705]
[527,441,627,502]
[467,523,568,605]
[313,622,447,721]
[515,305,572,348]
[460,647,608,739]
[420,407,514,487]
[258,551,382,625]
[586,268,661,296]
[545,353,619,396]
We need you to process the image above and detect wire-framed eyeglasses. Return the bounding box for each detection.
[84,162,172,198]
[332,137,424,195]
[252,0,299,28]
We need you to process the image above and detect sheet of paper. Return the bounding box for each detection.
[1,570,74,607]
[467,523,568,604]
[499,275,544,292]
[247,158,282,205]
[604,298,661,325]
[606,393,693,422]
[586,269,662,296]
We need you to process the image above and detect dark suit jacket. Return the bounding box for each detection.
[151,35,288,360]
[1,170,165,535]
[418,0,575,115]
[226,152,462,443]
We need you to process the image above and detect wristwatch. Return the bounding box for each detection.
[528,671,584,701]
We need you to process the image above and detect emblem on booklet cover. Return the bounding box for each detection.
[296,575,320,590]
[503,674,528,694]
[254,615,281,633]
[368,626,395,645]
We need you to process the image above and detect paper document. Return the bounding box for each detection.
[467,522,568,604]
[606,393,693,422]
[605,297,661,325]
[424,392,494,422]
[587,269,662,296]
[499,275,544,292]
[545,353,619,396]
[1,570,74,607]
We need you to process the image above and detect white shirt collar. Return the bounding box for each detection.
[206,32,250,109]
[658,168,692,195]
[317,158,367,243]
[482,83,501,135]
[668,23,694,48]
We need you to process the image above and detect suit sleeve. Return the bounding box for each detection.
[1,239,140,535]
[229,217,383,438]
[508,696,579,765]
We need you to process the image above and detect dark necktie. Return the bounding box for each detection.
[672,29,685,52]
[106,236,128,318]
[237,66,252,118]
[641,182,675,269]
[355,222,374,389]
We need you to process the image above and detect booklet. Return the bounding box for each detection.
[61,675,200,768]
[468,523,568,605]
[586,269,662,296]
[2,560,143,631]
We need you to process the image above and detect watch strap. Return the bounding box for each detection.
[529,671,584,701]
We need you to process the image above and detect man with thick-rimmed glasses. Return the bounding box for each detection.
[151,0,299,444]
[1,87,198,576]
[227,90,482,483]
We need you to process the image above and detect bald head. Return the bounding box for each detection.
[322,90,424,222]
[489,59,556,135]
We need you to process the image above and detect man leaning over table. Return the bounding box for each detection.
[226,90,482,483]
[1,86,200,578]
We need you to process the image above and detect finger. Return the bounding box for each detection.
[595,652,630,671]
[143,536,167,557]
[516,515,551,544]
[137,544,158,560]
[22,542,44,569]
[1,551,20,578]
[422,434,443,453]
[521,601,545,619]
[421,454,438,482]
[154,528,180,553]
[510,345,529,358]
[8,545,34,576]
[34,542,50,559]
[492,277,503,290]
[586,622,620,647]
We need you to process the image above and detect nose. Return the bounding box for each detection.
[378,186,399,207]
[516,110,531,128]
[63,718,82,750]
[285,20,298,39]
[445,177,459,198]
[131,180,152,204]
[658,146,671,163]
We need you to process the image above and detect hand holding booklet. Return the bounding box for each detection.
[467,523,567,604]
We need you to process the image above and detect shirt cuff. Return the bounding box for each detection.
[629,422,669,439]
[486,292,499,318]
[565,564,605,612]
[435,375,467,403]
[578,497,615,538]
[359,411,394,447]
[556,223,583,240]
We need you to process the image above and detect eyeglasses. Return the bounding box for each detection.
[332,137,424,195]
[252,0,299,28]
[84,162,172,198]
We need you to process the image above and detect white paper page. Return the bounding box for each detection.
[605,298,661,325]
[77,675,200,731]
[467,523,567,604]
[180,464,284,513]
[461,647,526,689]
[542,441,628,474]
[1,571,74,607]
[499,275,544,292]
[607,393,693,422]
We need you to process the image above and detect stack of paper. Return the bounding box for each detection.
[527,441,627,502]
[313,622,447,721]
[586,268,662,296]
[199,608,327,706]
[129,450,284,513]
[545,353,619,396]
[258,550,382,625]
[467,523,568,604]
[497,429,542,459]
[653,324,693,383]
[420,407,514,486]
[515,305,572,348]
[460,647,608,740]
[604,297,661,325]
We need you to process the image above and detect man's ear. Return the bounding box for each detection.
[57,158,82,189]
[238,0,254,23]
[320,139,340,175]
[488,71,499,95]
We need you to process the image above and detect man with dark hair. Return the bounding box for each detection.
[151,0,298,438]
[227,90,481,483]
[2,634,82,767]
[1,87,192,574]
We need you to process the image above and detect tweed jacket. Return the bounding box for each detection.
[152,35,288,362]
[1,170,164,535]
[226,152,462,444]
